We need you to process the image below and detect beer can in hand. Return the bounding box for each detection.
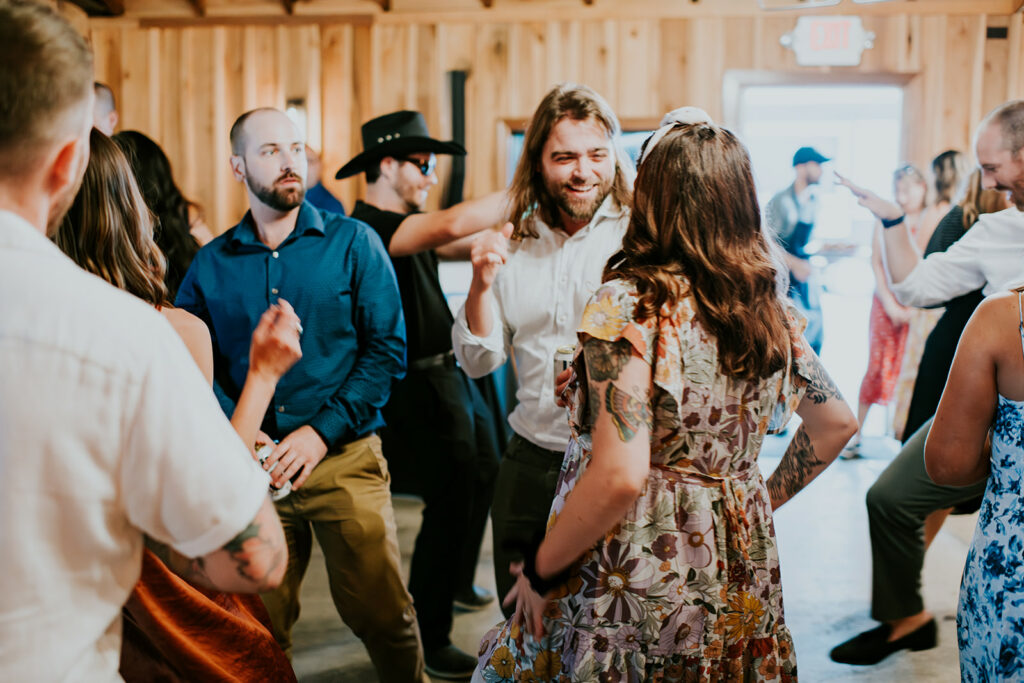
[553,344,576,385]
[256,442,292,501]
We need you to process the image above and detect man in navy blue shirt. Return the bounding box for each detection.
[176,108,427,682]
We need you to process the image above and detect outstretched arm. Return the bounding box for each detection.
[387,190,509,257]
[836,173,921,284]
[767,353,857,510]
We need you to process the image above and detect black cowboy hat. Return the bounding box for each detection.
[335,110,466,179]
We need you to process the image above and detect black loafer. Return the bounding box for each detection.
[830,619,937,665]
[453,585,495,612]
[424,644,477,680]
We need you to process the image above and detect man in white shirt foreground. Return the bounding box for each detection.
[830,100,1024,666]
[452,83,632,612]
[0,2,286,679]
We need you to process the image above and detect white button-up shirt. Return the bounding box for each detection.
[892,207,1024,307]
[0,210,269,681]
[452,198,628,451]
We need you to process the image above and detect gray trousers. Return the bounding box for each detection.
[866,416,988,621]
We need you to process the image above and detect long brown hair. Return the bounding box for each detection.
[53,128,170,307]
[958,168,1010,229]
[507,83,633,239]
[605,123,790,381]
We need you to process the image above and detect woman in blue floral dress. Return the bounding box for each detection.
[473,111,857,682]
[926,287,1024,681]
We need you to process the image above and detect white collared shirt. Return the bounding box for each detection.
[453,198,629,451]
[0,210,269,681]
[891,206,1024,307]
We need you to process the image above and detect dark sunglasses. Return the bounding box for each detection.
[398,156,436,177]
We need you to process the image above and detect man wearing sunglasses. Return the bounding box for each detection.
[339,110,508,680]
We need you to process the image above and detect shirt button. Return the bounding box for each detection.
[277,406,286,413]
[271,288,279,294]
[272,251,279,259]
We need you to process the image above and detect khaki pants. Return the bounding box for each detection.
[260,434,428,683]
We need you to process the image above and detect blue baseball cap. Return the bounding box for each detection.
[792,147,831,166]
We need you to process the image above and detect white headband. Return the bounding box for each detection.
[637,106,715,165]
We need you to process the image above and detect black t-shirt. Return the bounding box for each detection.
[350,200,454,360]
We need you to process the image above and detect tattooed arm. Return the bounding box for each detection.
[146,495,287,593]
[534,337,653,580]
[767,353,857,510]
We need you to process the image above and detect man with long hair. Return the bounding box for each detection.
[452,83,633,611]
[0,2,286,679]
[176,107,426,682]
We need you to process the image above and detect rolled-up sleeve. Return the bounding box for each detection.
[452,296,509,379]
[891,231,987,308]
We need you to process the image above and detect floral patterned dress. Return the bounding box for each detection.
[958,394,1024,681]
[474,279,815,683]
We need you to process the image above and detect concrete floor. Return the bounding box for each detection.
[289,433,975,682]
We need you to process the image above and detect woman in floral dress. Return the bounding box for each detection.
[926,287,1024,681]
[474,112,857,682]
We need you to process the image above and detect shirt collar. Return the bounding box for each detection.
[0,209,63,255]
[230,201,325,248]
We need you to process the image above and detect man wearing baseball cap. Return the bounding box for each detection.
[765,146,831,354]
[340,110,508,679]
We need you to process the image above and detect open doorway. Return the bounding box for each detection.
[729,77,907,443]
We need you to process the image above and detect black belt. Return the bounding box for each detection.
[408,350,457,372]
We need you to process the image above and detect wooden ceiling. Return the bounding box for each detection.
[72,0,1023,24]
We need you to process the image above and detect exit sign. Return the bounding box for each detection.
[781,16,876,67]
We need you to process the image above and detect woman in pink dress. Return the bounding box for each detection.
[844,164,929,457]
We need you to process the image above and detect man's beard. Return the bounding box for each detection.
[546,175,613,224]
[248,172,305,212]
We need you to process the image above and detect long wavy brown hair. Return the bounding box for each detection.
[605,123,790,381]
[53,128,169,307]
[507,83,633,239]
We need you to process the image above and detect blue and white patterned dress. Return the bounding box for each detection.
[957,316,1024,680]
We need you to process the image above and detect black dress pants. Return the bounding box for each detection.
[380,364,500,651]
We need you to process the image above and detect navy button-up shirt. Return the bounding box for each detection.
[176,202,406,447]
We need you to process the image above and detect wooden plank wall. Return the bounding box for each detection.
[90,12,1024,236]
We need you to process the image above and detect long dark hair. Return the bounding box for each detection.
[930,149,969,206]
[112,130,199,300]
[54,129,169,307]
[605,123,790,381]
